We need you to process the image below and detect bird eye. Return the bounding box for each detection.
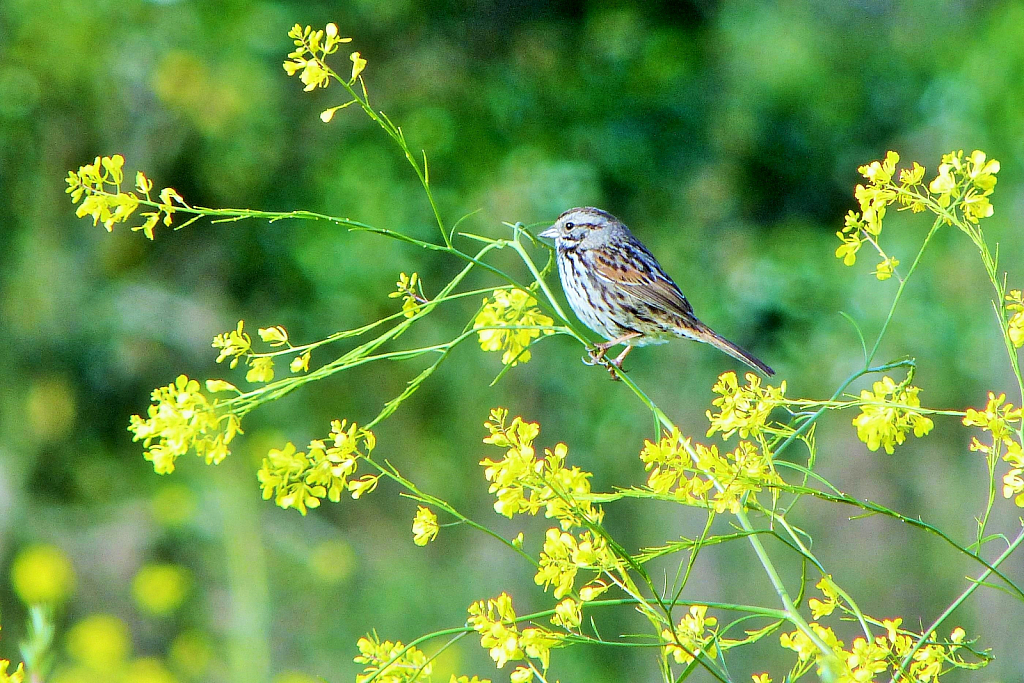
[564,222,574,230]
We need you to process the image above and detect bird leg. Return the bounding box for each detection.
[584,332,641,375]
[610,345,634,368]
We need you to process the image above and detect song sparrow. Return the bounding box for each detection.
[538,207,774,376]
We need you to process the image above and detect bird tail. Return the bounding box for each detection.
[691,323,775,376]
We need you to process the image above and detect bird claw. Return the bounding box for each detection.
[582,347,625,380]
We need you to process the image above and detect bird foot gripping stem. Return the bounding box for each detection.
[582,344,632,380]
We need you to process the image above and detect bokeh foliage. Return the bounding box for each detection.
[2,1,1024,681]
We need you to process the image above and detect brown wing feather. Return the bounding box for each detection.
[588,245,695,319]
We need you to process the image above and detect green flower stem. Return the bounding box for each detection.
[220,240,506,416]
[866,215,943,366]
[615,393,837,661]
[892,526,1024,682]
[361,597,785,683]
[371,461,540,569]
[317,63,451,247]
[771,359,918,464]
[765,481,1024,601]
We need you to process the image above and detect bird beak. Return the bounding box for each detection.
[538,225,558,239]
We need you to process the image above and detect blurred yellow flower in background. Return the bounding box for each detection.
[123,658,179,683]
[65,614,130,671]
[150,484,196,527]
[132,564,191,616]
[168,630,213,680]
[10,544,75,604]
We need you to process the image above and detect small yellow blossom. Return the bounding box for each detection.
[899,161,926,186]
[858,151,899,185]
[204,379,238,393]
[640,427,778,513]
[212,321,252,368]
[962,392,1024,507]
[845,637,888,678]
[1005,290,1024,348]
[852,376,933,454]
[551,598,582,629]
[474,289,554,366]
[353,633,431,683]
[835,231,863,266]
[578,581,609,602]
[348,474,380,499]
[246,357,275,383]
[350,51,367,81]
[0,660,24,683]
[963,392,1022,447]
[290,350,311,373]
[751,675,771,683]
[882,618,902,644]
[662,605,718,665]
[258,325,289,345]
[468,593,522,668]
[874,256,899,281]
[412,506,439,546]
[808,576,840,619]
[928,149,1000,223]
[389,272,424,318]
[509,667,533,683]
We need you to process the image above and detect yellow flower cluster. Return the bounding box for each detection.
[474,289,554,366]
[352,634,491,683]
[835,151,905,271]
[706,371,788,440]
[0,660,23,683]
[640,429,781,514]
[66,155,185,239]
[0,627,24,683]
[928,149,999,223]
[480,410,613,619]
[661,605,718,665]
[835,150,1000,277]
[481,409,602,527]
[389,272,424,318]
[780,580,975,682]
[535,528,616,599]
[353,633,431,683]
[807,576,841,619]
[467,593,563,674]
[211,321,310,383]
[1005,289,1024,348]
[257,420,377,515]
[963,392,1024,506]
[128,375,242,474]
[283,23,352,91]
[852,376,933,455]
[412,506,439,546]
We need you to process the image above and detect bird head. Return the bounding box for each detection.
[538,207,625,249]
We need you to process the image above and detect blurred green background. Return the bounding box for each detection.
[2,0,1024,681]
